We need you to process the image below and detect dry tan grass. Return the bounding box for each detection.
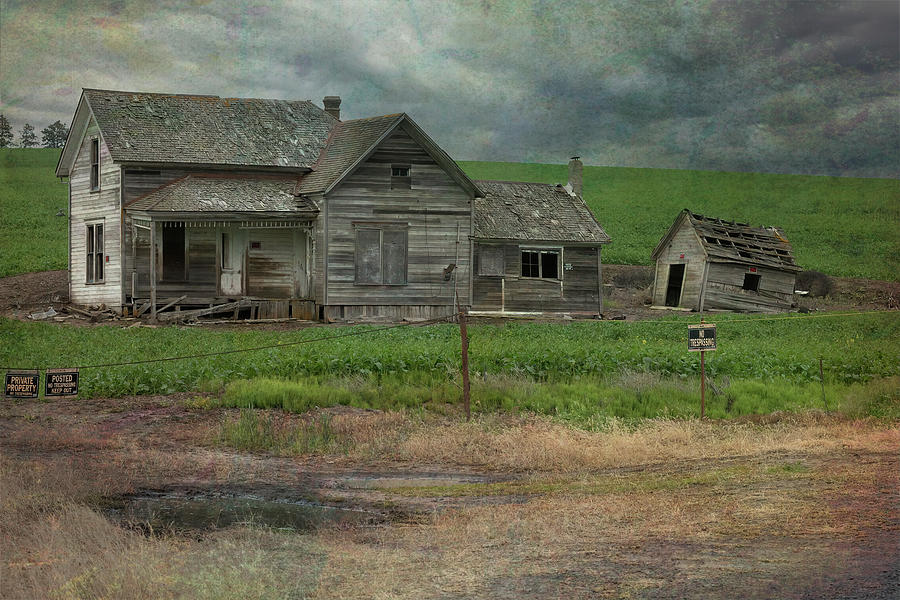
[308,448,896,599]
[342,412,897,473]
[2,401,896,599]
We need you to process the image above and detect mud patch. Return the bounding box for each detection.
[102,488,385,533]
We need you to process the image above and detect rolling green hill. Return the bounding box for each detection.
[460,161,899,281]
[0,149,896,280]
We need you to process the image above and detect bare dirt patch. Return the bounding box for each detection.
[1,396,897,599]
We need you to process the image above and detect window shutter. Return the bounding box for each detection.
[383,229,408,284]
[356,229,382,284]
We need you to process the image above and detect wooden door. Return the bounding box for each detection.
[246,229,295,298]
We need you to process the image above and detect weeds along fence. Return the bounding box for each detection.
[0,310,898,403]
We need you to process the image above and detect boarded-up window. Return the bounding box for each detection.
[90,138,100,191]
[383,229,407,284]
[355,227,408,285]
[479,245,504,276]
[86,223,104,283]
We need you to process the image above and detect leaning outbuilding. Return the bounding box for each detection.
[650,209,801,313]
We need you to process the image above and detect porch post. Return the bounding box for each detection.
[150,221,157,321]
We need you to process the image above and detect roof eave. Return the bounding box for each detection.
[117,160,313,173]
[126,210,318,220]
[472,235,610,245]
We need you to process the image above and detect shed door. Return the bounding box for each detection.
[665,264,685,307]
[246,229,295,298]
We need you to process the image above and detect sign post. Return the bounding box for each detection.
[688,321,717,419]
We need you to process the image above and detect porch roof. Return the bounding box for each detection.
[126,174,318,214]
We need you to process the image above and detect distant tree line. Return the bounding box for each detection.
[0,114,69,148]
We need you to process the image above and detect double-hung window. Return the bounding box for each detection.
[521,249,560,279]
[355,225,408,285]
[90,138,100,191]
[86,222,104,283]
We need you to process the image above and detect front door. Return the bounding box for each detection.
[246,229,307,298]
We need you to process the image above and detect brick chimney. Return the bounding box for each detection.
[568,156,583,198]
[323,96,341,120]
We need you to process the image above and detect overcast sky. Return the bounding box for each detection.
[1,0,897,177]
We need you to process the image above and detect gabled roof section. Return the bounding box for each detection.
[296,113,481,197]
[76,88,337,169]
[296,114,403,194]
[56,91,94,177]
[126,174,317,214]
[473,180,610,244]
[652,209,800,272]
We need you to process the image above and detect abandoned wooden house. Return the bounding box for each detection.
[650,209,801,313]
[471,171,610,315]
[55,89,610,321]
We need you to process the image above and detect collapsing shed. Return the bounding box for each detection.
[650,210,801,313]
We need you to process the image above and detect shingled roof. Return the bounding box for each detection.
[83,89,336,168]
[473,180,610,244]
[296,114,404,195]
[654,209,800,272]
[126,174,317,214]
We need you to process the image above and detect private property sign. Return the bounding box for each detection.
[5,371,40,398]
[688,324,717,352]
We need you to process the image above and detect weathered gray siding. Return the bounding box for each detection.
[122,169,188,289]
[472,243,601,313]
[323,125,472,311]
[69,118,122,308]
[704,262,795,312]
[652,222,706,309]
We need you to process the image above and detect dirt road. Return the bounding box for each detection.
[2,394,897,599]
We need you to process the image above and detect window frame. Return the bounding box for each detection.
[742,272,761,292]
[354,224,409,286]
[89,137,100,192]
[85,221,105,284]
[520,247,562,280]
[390,164,411,190]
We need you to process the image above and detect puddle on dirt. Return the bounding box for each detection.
[103,490,381,532]
[337,472,502,490]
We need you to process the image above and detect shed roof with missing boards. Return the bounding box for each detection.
[473,180,610,244]
[81,89,337,168]
[126,174,318,214]
[653,209,800,272]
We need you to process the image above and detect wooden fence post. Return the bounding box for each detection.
[457,295,471,421]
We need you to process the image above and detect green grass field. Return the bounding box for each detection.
[0,149,897,279]
[0,149,68,277]
[2,312,897,422]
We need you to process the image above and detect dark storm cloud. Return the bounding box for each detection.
[1,0,897,176]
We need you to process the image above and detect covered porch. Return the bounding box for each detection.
[124,174,318,320]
